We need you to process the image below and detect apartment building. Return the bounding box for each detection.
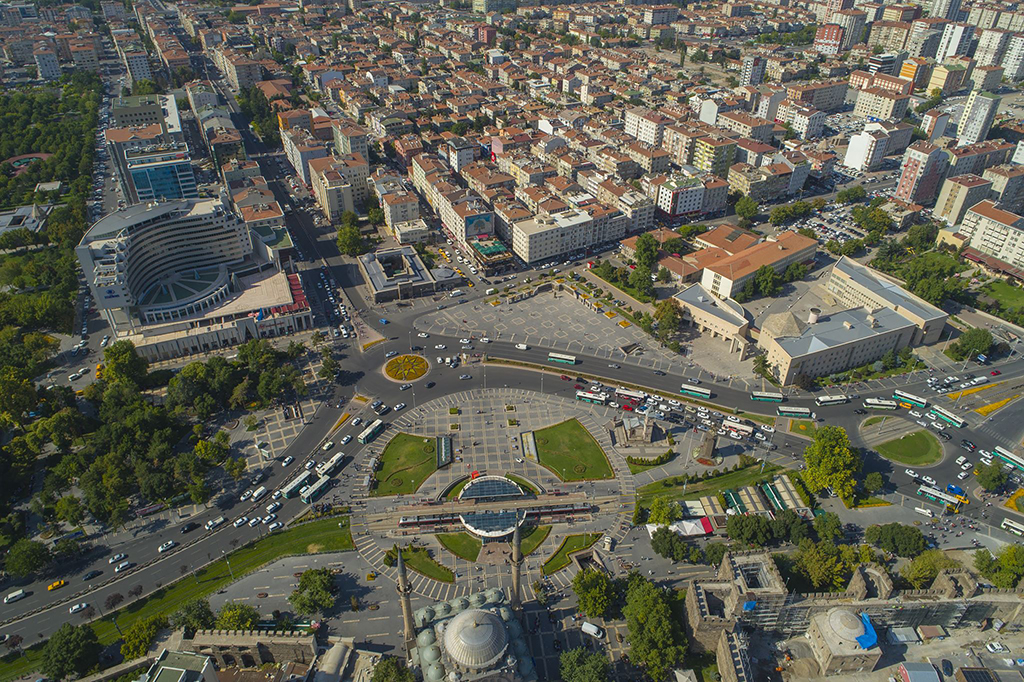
[934,174,993,225]
[936,23,974,62]
[975,28,1012,66]
[1001,34,1024,81]
[852,88,911,121]
[701,231,818,299]
[33,45,60,81]
[845,129,890,171]
[958,200,1024,270]
[718,111,774,144]
[740,55,767,85]
[282,128,329,187]
[121,48,152,84]
[511,206,628,264]
[835,10,867,49]
[894,141,951,205]
[899,58,934,90]
[983,164,1024,213]
[928,62,970,95]
[727,163,793,203]
[785,80,848,112]
[309,153,370,220]
[693,136,737,178]
[624,107,671,146]
[957,90,1001,145]
[381,191,420,230]
[332,120,369,161]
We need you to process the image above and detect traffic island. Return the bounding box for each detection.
[875,429,943,466]
[383,354,429,381]
[541,533,602,575]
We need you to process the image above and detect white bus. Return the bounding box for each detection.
[864,398,898,410]
[1001,518,1024,536]
[615,387,647,404]
[316,452,345,478]
[750,391,784,403]
[726,422,754,437]
[300,475,330,504]
[993,446,1024,472]
[547,352,578,365]
[358,419,386,444]
[814,395,849,407]
[929,404,966,428]
[575,390,609,405]
[893,389,928,409]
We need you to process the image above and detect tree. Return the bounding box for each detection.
[56,495,85,526]
[170,598,215,636]
[5,538,51,577]
[629,265,655,300]
[648,497,682,525]
[367,207,384,226]
[571,567,615,618]
[372,658,416,682]
[623,574,686,680]
[753,353,772,380]
[754,265,780,297]
[864,523,926,558]
[836,185,867,204]
[0,370,36,427]
[651,526,689,561]
[336,224,364,256]
[902,549,957,588]
[633,233,659,270]
[974,544,1024,588]
[103,340,150,386]
[105,592,124,611]
[560,648,610,682]
[216,602,261,630]
[121,615,166,659]
[975,461,1007,491]
[289,567,338,616]
[952,327,993,361]
[727,514,773,546]
[793,539,862,590]
[735,195,758,221]
[657,266,671,283]
[863,471,884,494]
[802,426,860,500]
[41,623,100,680]
[813,511,843,543]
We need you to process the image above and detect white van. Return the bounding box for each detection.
[581,622,604,639]
[486,288,497,295]
[251,486,268,502]
[515,343,529,350]
[205,516,225,531]
[449,290,464,297]
[4,589,26,604]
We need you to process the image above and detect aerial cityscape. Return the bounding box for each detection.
[2,0,1024,680]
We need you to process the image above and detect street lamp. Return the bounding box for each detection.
[223,551,234,580]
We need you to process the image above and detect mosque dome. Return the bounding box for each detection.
[442,609,509,670]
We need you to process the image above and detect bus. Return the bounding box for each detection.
[993,446,1024,472]
[1001,518,1024,537]
[814,395,848,407]
[280,471,314,499]
[750,391,784,403]
[726,421,754,437]
[777,406,812,418]
[615,387,647,404]
[917,485,961,510]
[300,475,330,503]
[864,398,898,410]
[929,405,966,428]
[547,352,578,365]
[893,390,928,409]
[358,419,386,444]
[576,390,608,405]
[316,452,344,478]
[680,385,713,400]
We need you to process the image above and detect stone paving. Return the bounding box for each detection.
[348,389,637,602]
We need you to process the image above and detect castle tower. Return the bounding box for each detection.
[396,546,416,656]
[510,520,523,611]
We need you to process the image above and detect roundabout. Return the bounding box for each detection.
[384,353,429,381]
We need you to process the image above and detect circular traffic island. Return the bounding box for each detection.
[384,354,429,381]
[875,429,944,466]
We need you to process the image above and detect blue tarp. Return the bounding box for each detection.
[742,601,757,611]
[856,613,878,649]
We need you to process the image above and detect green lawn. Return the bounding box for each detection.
[388,546,454,582]
[0,518,353,681]
[876,429,943,466]
[637,462,782,508]
[628,452,677,475]
[739,412,777,426]
[520,525,551,556]
[437,532,481,562]
[534,419,614,481]
[542,533,602,575]
[863,416,886,428]
[372,433,437,496]
[505,473,539,494]
[788,419,816,435]
[980,280,1024,312]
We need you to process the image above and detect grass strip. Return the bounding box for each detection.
[436,533,481,562]
[505,473,539,494]
[637,463,783,508]
[541,533,602,575]
[520,525,551,556]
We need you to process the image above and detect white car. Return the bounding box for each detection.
[268,522,283,532]
[304,459,316,470]
[240,489,253,501]
[905,468,918,478]
[435,344,447,350]
[961,462,973,470]
[115,561,132,573]
[909,410,922,418]
[341,435,352,445]
[754,432,767,441]
[158,540,177,553]
[272,490,283,500]
[109,553,127,564]
[395,402,406,411]
[248,517,260,527]
[725,415,740,423]
[761,425,775,433]
[351,417,362,426]
[281,456,294,467]
[957,471,970,480]
[262,514,277,524]
[729,432,741,440]
[69,602,88,615]
[986,642,1007,653]
[266,501,281,514]
[922,475,937,486]
[459,338,470,344]
[417,332,429,338]
[233,517,248,527]
[459,374,472,380]
[322,441,334,451]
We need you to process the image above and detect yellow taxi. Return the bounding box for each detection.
[47,579,66,591]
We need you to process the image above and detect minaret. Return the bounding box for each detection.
[396,546,416,656]
[510,521,523,611]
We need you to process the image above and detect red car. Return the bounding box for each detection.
[621,404,634,411]
[560,375,571,381]
[990,370,1001,376]
[574,384,583,389]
